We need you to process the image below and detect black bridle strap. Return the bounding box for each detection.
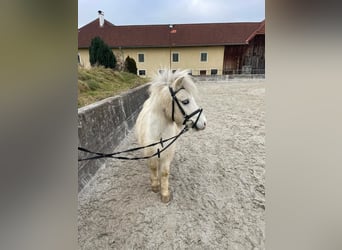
[169,86,202,127]
[169,87,186,121]
[184,108,203,127]
[173,96,186,117]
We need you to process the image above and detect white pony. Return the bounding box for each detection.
[135,69,207,203]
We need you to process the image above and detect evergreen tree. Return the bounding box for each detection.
[124,56,137,75]
[89,36,116,69]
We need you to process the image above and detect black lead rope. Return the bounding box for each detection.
[78,86,203,162]
[78,126,189,162]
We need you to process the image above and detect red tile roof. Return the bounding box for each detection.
[245,20,265,43]
[78,19,265,49]
[256,20,265,34]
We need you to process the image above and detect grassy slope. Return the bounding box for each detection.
[78,67,150,107]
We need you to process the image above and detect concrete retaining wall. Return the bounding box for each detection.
[78,84,150,191]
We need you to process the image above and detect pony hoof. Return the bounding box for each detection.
[151,185,160,193]
[161,192,172,203]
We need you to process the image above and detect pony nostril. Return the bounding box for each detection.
[204,122,206,127]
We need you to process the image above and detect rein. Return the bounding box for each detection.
[78,86,203,162]
[78,125,189,161]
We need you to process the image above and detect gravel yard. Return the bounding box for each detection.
[78,79,265,249]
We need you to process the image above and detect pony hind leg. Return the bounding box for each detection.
[148,158,160,192]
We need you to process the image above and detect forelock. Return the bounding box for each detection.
[149,69,198,97]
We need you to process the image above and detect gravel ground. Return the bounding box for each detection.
[78,80,265,250]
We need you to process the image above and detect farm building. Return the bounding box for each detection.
[78,12,265,77]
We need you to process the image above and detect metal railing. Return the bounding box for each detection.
[185,68,265,76]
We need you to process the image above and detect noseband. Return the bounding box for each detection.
[168,86,203,128]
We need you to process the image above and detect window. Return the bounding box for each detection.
[172,69,177,73]
[138,53,144,62]
[200,52,207,62]
[200,70,206,75]
[138,69,146,76]
[172,53,179,62]
[211,69,218,75]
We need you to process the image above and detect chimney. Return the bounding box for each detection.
[98,10,104,27]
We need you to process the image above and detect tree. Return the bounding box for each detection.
[89,36,116,69]
[124,56,137,75]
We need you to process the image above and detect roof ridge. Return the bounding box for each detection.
[78,19,265,48]
[81,18,264,28]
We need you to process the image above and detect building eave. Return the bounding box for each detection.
[78,42,249,50]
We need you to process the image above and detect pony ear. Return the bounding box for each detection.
[174,77,184,89]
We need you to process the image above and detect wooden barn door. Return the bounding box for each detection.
[223,45,246,75]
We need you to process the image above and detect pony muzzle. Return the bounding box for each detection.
[184,108,206,130]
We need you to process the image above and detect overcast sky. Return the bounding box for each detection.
[78,0,265,28]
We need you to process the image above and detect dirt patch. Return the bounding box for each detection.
[78,80,265,249]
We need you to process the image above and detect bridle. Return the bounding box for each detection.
[168,86,203,129]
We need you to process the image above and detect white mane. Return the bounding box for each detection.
[149,69,198,98]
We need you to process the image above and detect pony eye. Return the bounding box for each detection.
[181,99,190,105]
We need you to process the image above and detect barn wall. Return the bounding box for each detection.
[79,46,225,77]
[115,46,225,77]
[242,35,265,74]
[223,34,265,74]
[223,45,247,74]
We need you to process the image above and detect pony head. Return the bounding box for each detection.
[150,69,207,130]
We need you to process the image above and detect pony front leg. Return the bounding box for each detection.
[160,160,171,203]
[148,158,160,192]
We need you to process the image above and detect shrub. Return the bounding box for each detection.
[89,36,117,69]
[124,56,137,75]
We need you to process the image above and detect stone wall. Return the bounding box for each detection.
[78,84,150,191]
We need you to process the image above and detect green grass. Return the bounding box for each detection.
[78,66,149,107]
